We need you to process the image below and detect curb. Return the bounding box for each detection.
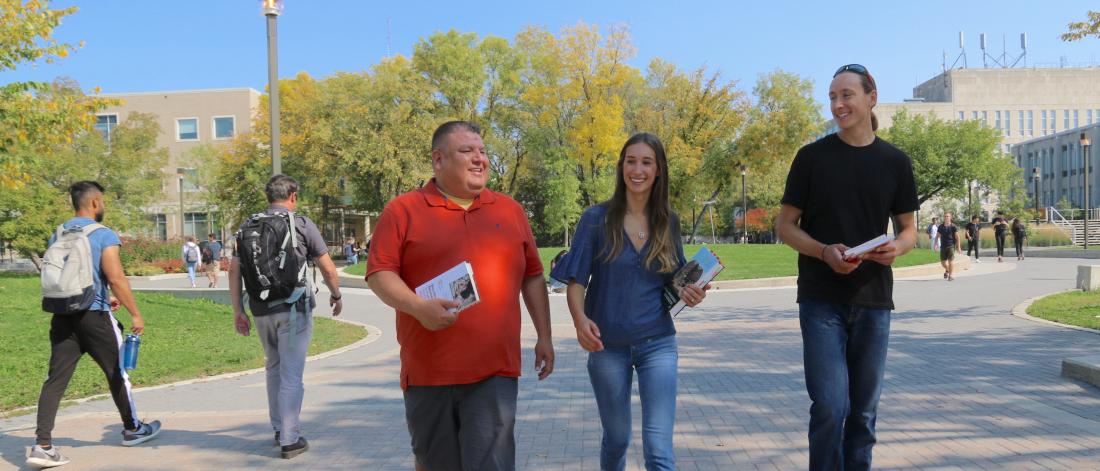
[708,259,975,290]
[0,318,382,422]
[1009,290,1100,335]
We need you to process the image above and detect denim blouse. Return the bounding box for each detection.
[550,204,685,347]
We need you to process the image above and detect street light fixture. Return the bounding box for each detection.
[263,0,284,175]
[1032,167,1041,221]
[1082,133,1092,250]
[177,168,187,238]
[740,165,748,244]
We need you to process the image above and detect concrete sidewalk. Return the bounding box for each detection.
[2,258,1099,470]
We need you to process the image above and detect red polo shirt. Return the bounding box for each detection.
[366,180,543,389]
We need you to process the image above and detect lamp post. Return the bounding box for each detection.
[740,165,748,244]
[177,168,186,238]
[264,0,283,175]
[1032,167,1041,222]
[1083,133,1092,250]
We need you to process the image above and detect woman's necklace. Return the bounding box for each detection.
[638,230,647,240]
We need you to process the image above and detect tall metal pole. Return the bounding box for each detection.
[265,3,282,175]
[741,166,748,244]
[178,173,185,238]
[1083,133,1091,250]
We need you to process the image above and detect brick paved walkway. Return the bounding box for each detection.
[2,258,1098,470]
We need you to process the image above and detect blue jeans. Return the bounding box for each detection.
[799,301,891,471]
[587,334,677,471]
[185,262,197,284]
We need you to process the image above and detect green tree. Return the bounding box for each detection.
[881,110,1018,205]
[1061,11,1100,41]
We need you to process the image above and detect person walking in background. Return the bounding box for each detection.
[550,133,710,471]
[343,237,358,266]
[181,236,201,288]
[1012,217,1028,260]
[367,121,554,471]
[992,211,1008,262]
[29,181,161,469]
[964,215,981,263]
[203,233,223,288]
[776,64,919,471]
[228,174,344,459]
[927,217,939,251]
[937,212,961,281]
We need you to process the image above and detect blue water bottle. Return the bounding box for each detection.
[122,334,141,370]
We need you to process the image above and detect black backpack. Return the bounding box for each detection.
[201,245,214,264]
[236,211,306,302]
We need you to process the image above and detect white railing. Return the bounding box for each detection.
[1048,207,1078,244]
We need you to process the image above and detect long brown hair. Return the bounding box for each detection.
[600,133,679,273]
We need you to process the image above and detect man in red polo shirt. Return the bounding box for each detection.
[367,121,555,471]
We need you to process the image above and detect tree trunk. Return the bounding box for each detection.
[690,186,723,243]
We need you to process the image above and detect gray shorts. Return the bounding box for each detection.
[403,375,518,471]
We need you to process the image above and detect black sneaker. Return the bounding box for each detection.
[274,431,280,446]
[26,445,70,468]
[280,436,309,459]
[121,420,162,446]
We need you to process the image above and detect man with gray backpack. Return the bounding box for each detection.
[29,181,161,469]
[229,174,343,459]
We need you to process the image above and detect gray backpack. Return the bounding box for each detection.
[41,223,106,314]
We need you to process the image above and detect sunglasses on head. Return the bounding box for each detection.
[834,64,876,88]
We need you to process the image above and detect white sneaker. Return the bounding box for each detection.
[26,445,70,468]
[121,420,162,446]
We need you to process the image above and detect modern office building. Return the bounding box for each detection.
[95,88,261,239]
[1012,123,1100,212]
[875,67,1100,155]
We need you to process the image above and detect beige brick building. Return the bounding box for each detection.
[95,88,261,240]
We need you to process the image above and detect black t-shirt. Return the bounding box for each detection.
[965,222,980,241]
[992,217,1007,236]
[781,134,919,309]
[938,224,959,247]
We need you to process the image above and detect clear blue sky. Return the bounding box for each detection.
[3,0,1097,106]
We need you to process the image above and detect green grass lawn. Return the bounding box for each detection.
[346,244,941,281]
[1026,290,1100,330]
[0,274,366,413]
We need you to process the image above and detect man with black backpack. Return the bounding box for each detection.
[228,174,343,459]
[29,181,161,469]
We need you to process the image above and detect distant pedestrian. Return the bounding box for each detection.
[203,233,222,288]
[1012,217,1027,260]
[964,215,981,263]
[181,236,201,288]
[343,237,358,266]
[992,211,1008,262]
[29,181,161,469]
[927,217,939,251]
[938,212,961,281]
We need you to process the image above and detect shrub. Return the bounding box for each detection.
[151,259,184,273]
[125,264,165,276]
[120,237,185,272]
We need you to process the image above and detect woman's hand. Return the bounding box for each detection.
[574,317,604,352]
[679,283,711,307]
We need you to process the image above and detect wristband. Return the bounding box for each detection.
[330,294,342,301]
[820,244,829,261]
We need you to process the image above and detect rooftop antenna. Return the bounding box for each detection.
[949,31,968,70]
[1009,33,1028,67]
[980,33,1005,68]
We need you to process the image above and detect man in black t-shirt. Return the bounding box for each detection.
[964,215,981,262]
[937,212,961,281]
[992,211,1008,262]
[776,64,919,471]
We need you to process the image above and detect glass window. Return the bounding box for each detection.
[1018,111,1024,136]
[1028,111,1034,136]
[995,111,1001,130]
[1089,110,1095,125]
[958,111,965,121]
[150,214,167,241]
[177,118,199,140]
[1004,110,1011,135]
[184,212,211,238]
[982,111,988,126]
[1064,110,1070,130]
[1041,110,1048,134]
[94,114,118,142]
[972,111,979,120]
[1051,110,1057,132]
[213,116,235,139]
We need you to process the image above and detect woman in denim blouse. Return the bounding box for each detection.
[550,133,709,471]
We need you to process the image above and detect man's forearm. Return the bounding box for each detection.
[228,258,244,314]
[108,277,140,317]
[520,275,552,340]
[367,270,422,314]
